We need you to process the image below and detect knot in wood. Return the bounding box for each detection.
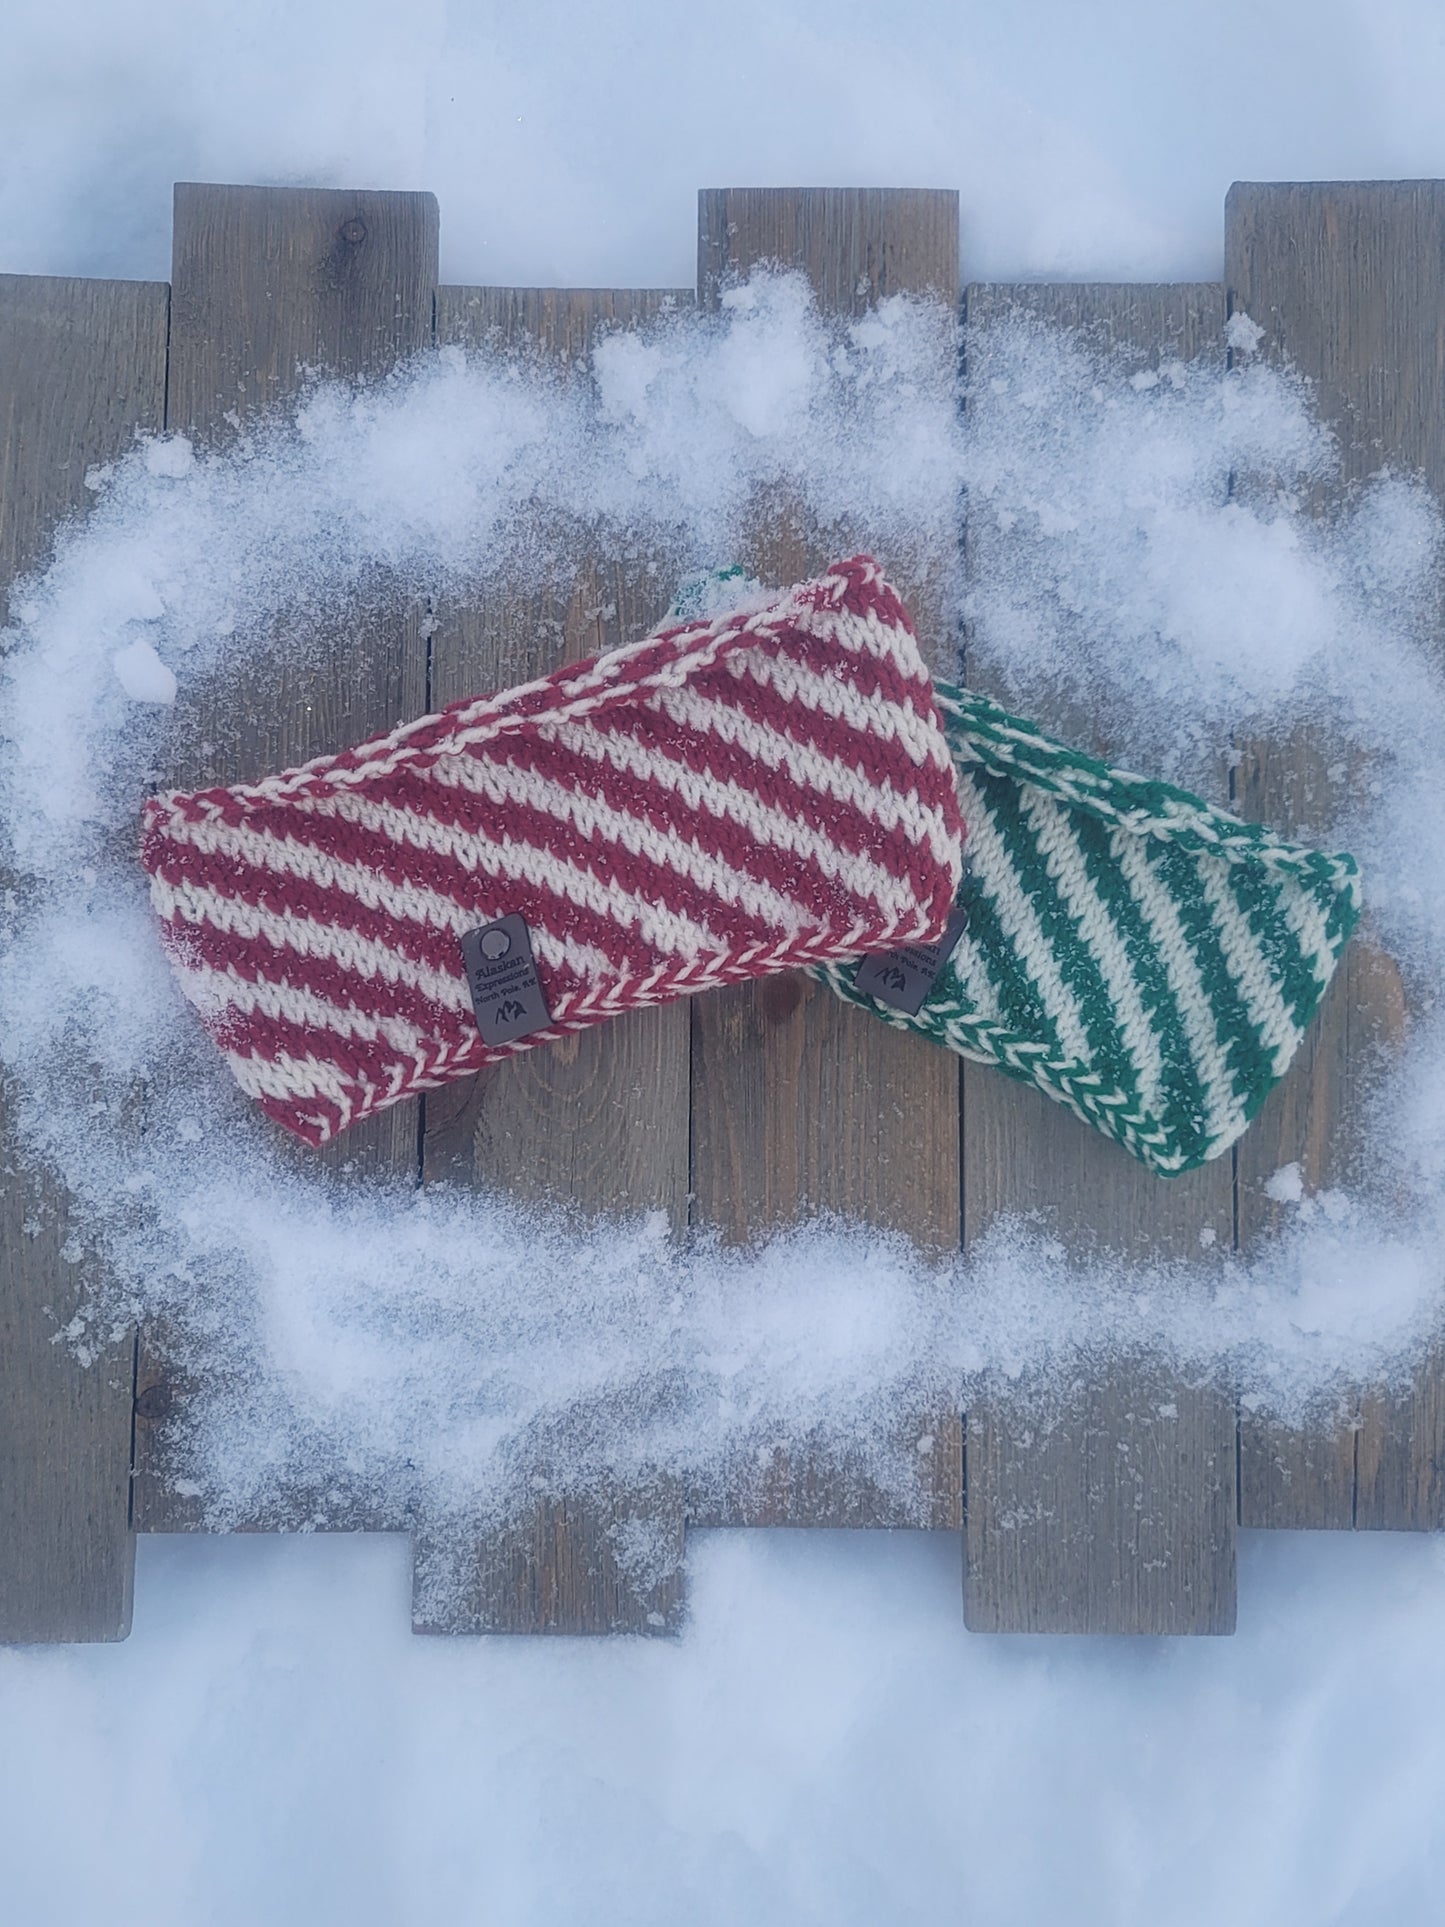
[759,974,804,1024]
[134,1380,174,1423]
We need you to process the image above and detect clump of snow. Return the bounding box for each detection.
[1265,1162,1306,1205]
[111,637,176,704]
[143,434,195,481]
[1225,308,1266,356]
[3,283,1445,1591]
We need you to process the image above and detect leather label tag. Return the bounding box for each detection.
[852,903,969,1016]
[460,914,553,1047]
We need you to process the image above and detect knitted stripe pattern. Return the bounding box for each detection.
[815,681,1362,1176]
[140,556,965,1147]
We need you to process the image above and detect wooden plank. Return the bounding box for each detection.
[416,284,693,1634]
[1226,182,1434,1530]
[0,272,169,1639]
[132,184,438,1532]
[1232,746,1359,1529]
[165,182,439,428]
[965,1366,1238,1637]
[413,1485,685,1638]
[688,188,963,1532]
[699,188,959,310]
[960,283,1238,1634]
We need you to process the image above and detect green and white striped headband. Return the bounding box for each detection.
[817,680,1361,1176]
[668,571,1362,1178]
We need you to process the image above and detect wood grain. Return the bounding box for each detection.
[0,272,169,1639]
[413,1485,685,1638]
[965,1364,1238,1637]
[689,188,963,1532]
[960,282,1238,1634]
[1226,182,1437,1530]
[698,188,959,310]
[416,285,692,1633]
[132,183,438,1532]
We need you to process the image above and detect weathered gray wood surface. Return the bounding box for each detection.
[6,177,1439,1642]
[418,284,692,1634]
[132,183,439,1531]
[166,181,438,431]
[1231,730,1361,1528]
[699,188,959,311]
[1227,182,1431,1530]
[960,283,1238,1634]
[0,272,169,1639]
[688,188,963,1534]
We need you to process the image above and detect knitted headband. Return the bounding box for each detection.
[140,556,965,1146]
[815,680,1362,1177]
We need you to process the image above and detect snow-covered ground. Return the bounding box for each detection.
[5,2,1445,1922]
[6,0,1445,292]
[6,1528,1445,1926]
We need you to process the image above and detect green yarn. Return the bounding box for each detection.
[664,566,756,623]
[814,682,1362,1177]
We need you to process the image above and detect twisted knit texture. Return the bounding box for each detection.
[140,556,965,1147]
[815,681,1362,1177]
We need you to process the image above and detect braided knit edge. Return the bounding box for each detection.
[143,556,919,828]
[230,913,938,1145]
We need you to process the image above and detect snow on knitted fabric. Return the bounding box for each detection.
[815,682,1362,1177]
[140,556,965,1147]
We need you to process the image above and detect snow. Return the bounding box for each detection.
[5,1528,1445,1926]
[1226,308,1267,356]
[142,435,194,482]
[110,637,176,703]
[6,0,1445,293]
[5,0,1445,1917]
[1267,1162,1308,1205]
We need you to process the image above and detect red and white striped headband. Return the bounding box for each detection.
[140,555,966,1146]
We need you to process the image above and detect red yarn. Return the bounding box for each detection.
[140,557,965,1146]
